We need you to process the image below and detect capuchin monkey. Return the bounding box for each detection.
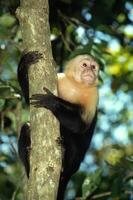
[18,52,99,200]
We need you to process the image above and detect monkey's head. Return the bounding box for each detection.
[65,55,99,86]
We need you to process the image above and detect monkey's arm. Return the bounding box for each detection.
[17,52,42,104]
[30,89,87,134]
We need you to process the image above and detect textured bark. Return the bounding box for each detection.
[16,0,62,199]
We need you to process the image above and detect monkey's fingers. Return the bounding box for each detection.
[30,94,51,108]
[31,51,43,63]
[30,93,56,111]
[30,99,45,107]
[43,87,53,95]
[31,102,44,108]
[31,100,52,110]
[30,94,47,100]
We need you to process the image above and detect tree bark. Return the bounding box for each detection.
[16,0,62,199]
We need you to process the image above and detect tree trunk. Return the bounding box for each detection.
[16,0,62,199]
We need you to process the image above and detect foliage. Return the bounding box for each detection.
[0,0,132,199]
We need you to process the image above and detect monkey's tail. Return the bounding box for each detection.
[18,123,31,178]
[57,174,70,200]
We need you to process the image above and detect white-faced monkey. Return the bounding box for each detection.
[18,52,100,200]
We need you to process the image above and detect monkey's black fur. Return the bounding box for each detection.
[17,51,42,104]
[18,52,97,200]
[18,123,31,178]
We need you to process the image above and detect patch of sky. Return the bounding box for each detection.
[65,187,75,200]
[80,154,98,172]
[91,133,105,150]
[87,28,95,37]
[95,31,112,42]
[94,37,101,44]
[0,162,7,168]
[99,79,112,100]
[76,26,121,48]
[96,79,132,145]
[112,125,129,144]
[128,11,133,22]
[0,134,17,155]
[0,134,9,143]
[99,84,130,116]
[0,43,6,50]
[0,142,10,154]
[1,59,17,80]
[124,24,133,35]
[97,115,110,132]
[76,26,85,36]
[94,32,121,50]
[76,26,88,45]
[102,96,122,114]
[117,90,132,104]
[100,79,132,110]
[0,40,8,49]
[82,9,92,21]
[125,2,133,11]
[108,39,120,52]
[50,34,56,41]
[84,154,95,165]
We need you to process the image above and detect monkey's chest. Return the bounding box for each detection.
[58,82,82,104]
[58,75,98,122]
[58,80,97,107]
[58,81,98,122]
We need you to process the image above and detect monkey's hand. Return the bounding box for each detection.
[30,88,57,111]
[21,51,43,66]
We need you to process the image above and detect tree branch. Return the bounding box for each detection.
[16,0,62,199]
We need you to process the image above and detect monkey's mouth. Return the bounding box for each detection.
[83,74,95,81]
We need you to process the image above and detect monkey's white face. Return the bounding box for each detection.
[74,55,99,85]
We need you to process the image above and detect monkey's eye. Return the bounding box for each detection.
[82,63,87,67]
[91,65,96,70]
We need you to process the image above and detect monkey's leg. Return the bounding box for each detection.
[18,123,31,178]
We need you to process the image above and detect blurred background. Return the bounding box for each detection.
[0,0,133,199]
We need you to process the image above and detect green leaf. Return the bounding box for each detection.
[111,177,122,198]
[0,14,16,27]
[82,168,103,199]
[0,84,20,99]
[0,99,5,111]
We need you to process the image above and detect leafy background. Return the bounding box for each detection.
[0,0,133,199]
